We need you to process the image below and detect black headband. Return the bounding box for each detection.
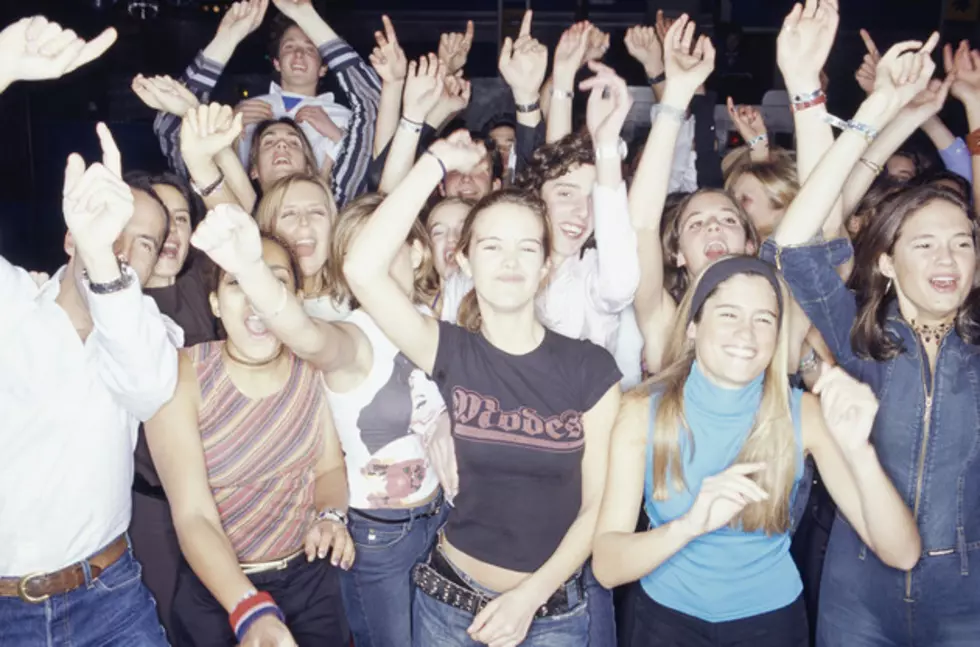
[687,256,784,324]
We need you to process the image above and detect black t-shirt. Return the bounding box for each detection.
[431,320,621,573]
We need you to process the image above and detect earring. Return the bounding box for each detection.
[885,279,892,293]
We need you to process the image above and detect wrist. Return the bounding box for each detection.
[203,33,239,65]
[551,70,576,92]
[79,249,124,285]
[402,108,428,124]
[784,76,822,98]
[670,515,701,542]
[643,63,666,81]
[843,442,877,468]
[511,90,540,106]
[660,85,693,111]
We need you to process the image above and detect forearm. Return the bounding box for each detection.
[592,521,694,589]
[546,86,573,143]
[966,99,980,207]
[590,182,639,312]
[293,7,339,48]
[313,466,349,513]
[921,115,955,150]
[519,505,600,603]
[175,514,255,611]
[374,81,404,157]
[215,148,257,212]
[378,122,422,194]
[184,155,242,210]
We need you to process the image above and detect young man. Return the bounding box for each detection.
[153,0,380,206]
[0,18,181,645]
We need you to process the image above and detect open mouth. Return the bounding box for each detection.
[704,240,729,261]
[272,153,293,168]
[244,314,269,338]
[293,238,316,258]
[722,345,757,360]
[559,223,586,240]
[929,275,959,293]
[160,242,179,260]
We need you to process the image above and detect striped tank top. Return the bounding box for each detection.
[190,342,325,562]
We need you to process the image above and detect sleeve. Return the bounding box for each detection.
[0,256,38,319]
[579,342,622,412]
[319,39,382,207]
[153,51,226,179]
[514,121,545,179]
[585,181,640,315]
[87,270,180,422]
[431,319,470,384]
[690,93,723,189]
[651,104,699,194]
[760,238,867,376]
[937,137,973,183]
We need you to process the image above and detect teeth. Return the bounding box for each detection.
[296,238,315,245]
[724,346,756,359]
[245,315,268,336]
[560,224,585,238]
[705,241,727,253]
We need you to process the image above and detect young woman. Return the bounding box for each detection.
[725,158,799,239]
[425,197,474,315]
[248,118,321,192]
[254,173,348,322]
[766,34,980,646]
[343,130,622,646]
[191,195,453,647]
[593,256,921,647]
[144,233,351,647]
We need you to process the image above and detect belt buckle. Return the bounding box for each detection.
[17,573,50,604]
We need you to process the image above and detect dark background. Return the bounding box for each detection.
[0,0,974,271]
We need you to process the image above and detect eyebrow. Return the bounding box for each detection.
[140,234,162,250]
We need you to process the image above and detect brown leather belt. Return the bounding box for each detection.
[0,535,129,603]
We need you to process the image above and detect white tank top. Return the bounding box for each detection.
[323,309,444,509]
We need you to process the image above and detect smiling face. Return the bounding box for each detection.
[541,164,596,260]
[879,199,976,324]
[211,238,298,362]
[675,192,754,277]
[460,201,550,317]
[427,200,470,281]
[273,25,326,91]
[689,273,780,389]
[443,155,497,201]
[252,123,312,188]
[270,180,335,279]
[150,184,192,281]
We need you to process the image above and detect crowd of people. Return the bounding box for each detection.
[1,0,979,645]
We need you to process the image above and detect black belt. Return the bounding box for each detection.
[412,548,584,619]
[133,472,167,501]
[351,501,441,525]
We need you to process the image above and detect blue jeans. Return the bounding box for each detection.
[0,542,168,646]
[411,546,589,647]
[584,561,616,647]
[339,496,447,647]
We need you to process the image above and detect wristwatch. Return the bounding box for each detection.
[317,508,349,525]
[84,259,135,295]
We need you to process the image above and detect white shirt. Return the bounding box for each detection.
[0,260,180,575]
[237,82,353,170]
[650,104,699,194]
[441,181,640,352]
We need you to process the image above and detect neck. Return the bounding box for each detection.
[898,299,957,330]
[479,303,544,355]
[54,263,94,337]
[223,343,287,369]
[282,79,318,97]
[302,271,324,297]
[145,274,176,289]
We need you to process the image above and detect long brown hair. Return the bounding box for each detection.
[248,118,319,180]
[851,185,979,360]
[634,260,796,534]
[329,192,439,309]
[661,188,761,303]
[457,189,552,332]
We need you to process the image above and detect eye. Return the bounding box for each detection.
[520,245,539,253]
[482,243,500,251]
[723,216,739,226]
[719,311,736,319]
[140,240,154,252]
[913,242,932,250]
[688,220,703,231]
[755,315,776,326]
[176,215,190,225]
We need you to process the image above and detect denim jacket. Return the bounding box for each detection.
[761,238,980,566]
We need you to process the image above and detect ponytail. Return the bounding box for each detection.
[457,289,482,332]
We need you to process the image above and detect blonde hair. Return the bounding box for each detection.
[254,174,338,296]
[725,158,800,216]
[329,193,439,309]
[635,261,796,534]
[457,189,551,332]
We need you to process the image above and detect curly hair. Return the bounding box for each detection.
[516,131,595,194]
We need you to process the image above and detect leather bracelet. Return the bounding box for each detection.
[967,128,980,156]
[647,71,667,86]
[191,170,225,198]
[515,99,540,113]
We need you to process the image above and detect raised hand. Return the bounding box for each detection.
[0,16,117,89]
[304,518,355,569]
[583,23,610,62]
[369,15,407,84]
[727,97,767,143]
[900,76,955,127]
[552,22,592,89]
[428,130,487,175]
[216,0,268,45]
[498,10,548,105]
[678,463,769,537]
[234,97,275,127]
[438,20,474,76]
[190,202,263,276]
[776,0,840,91]
[580,61,633,146]
[813,366,879,455]
[402,53,446,123]
[654,9,675,45]
[63,123,133,259]
[945,40,980,105]
[662,14,716,103]
[180,103,245,162]
[625,25,664,77]
[296,105,344,140]
[854,29,881,95]
[872,33,940,115]
[131,74,199,116]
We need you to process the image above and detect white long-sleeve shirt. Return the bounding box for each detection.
[0,260,180,575]
[441,181,640,352]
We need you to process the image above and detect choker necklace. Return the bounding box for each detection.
[224,345,285,368]
[911,319,953,344]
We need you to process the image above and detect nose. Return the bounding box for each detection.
[732,318,756,343]
[705,216,722,232]
[936,244,955,266]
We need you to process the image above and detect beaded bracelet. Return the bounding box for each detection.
[747,133,768,148]
[229,591,284,642]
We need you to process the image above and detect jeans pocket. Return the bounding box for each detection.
[92,552,143,593]
[349,519,409,550]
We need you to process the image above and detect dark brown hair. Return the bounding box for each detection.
[457,189,552,332]
[516,131,595,194]
[850,185,979,360]
[661,188,761,303]
[248,118,319,180]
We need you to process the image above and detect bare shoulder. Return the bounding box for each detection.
[613,388,653,448]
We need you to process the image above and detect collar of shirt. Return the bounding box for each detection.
[268,81,335,109]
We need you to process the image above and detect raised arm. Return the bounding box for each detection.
[804,368,921,570]
[499,11,548,134]
[180,104,248,211]
[945,41,980,208]
[625,24,666,102]
[727,99,770,162]
[191,203,360,373]
[773,35,939,248]
[369,15,408,157]
[547,22,591,144]
[344,132,486,374]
